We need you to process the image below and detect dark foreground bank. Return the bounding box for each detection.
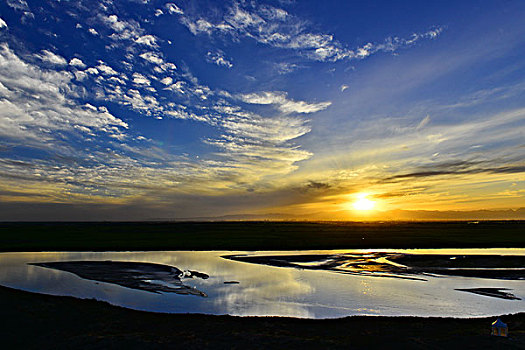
[1,221,524,251]
[1,286,524,349]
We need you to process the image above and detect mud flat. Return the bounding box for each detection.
[456,288,521,300]
[31,261,209,296]
[223,252,525,281]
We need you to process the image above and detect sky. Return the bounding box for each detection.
[0,0,524,221]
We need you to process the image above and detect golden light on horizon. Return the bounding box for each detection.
[352,193,376,211]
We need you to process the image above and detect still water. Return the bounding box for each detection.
[0,249,524,319]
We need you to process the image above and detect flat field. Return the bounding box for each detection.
[0,221,523,251]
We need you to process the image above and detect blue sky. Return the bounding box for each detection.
[0,0,524,220]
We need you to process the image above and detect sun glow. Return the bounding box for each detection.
[352,193,376,211]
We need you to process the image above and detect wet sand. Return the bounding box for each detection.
[456,288,521,300]
[31,261,209,296]
[224,252,525,281]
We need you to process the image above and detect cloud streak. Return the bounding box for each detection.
[178,2,443,62]
[238,91,331,114]
[381,162,525,182]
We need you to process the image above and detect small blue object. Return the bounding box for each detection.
[492,319,507,328]
[491,318,508,337]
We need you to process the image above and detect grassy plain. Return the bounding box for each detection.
[0,220,523,251]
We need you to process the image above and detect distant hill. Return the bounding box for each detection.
[165,208,525,221]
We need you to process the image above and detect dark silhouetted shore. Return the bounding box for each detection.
[1,285,524,349]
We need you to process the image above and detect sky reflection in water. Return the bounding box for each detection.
[0,249,524,319]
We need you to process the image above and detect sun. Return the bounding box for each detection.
[352,193,375,211]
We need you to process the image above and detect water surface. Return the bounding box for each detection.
[0,249,524,319]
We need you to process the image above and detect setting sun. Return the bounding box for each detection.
[353,194,376,211]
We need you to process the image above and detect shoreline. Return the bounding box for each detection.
[2,284,524,319]
[2,221,524,348]
[2,285,524,349]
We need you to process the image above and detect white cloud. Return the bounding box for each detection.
[206,51,233,68]
[179,3,444,63]
[238,91,331,114]
[205,116,312,177]
[161,62,177,70]
[96,62,118,76]
[73,124,94,134]
[103,85,162,116]
[73,70,87,81]
[108,76,127,85]
[165,3,184,15]
[181,18,217,35]
[164,108,209,122]
[280,100,331,114]
[160,77,173,85]
[35,50,67,66]
[416,115,431,130]
[274,62,302,74]
[258,5,288,21]
[165,81,186,94]
[85,67,99,75]
[239,91,287,104]
[104,14,127,32]
[135,35,158,48]
[88,28,98,35]
[0,18,7,29]
[0,44,128,144]
[132,72,150,86]
[102,14,143,42]
[139,51,164,65]
[69,58,86,69]
[221,113,310,144]
[227,4,265,29]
